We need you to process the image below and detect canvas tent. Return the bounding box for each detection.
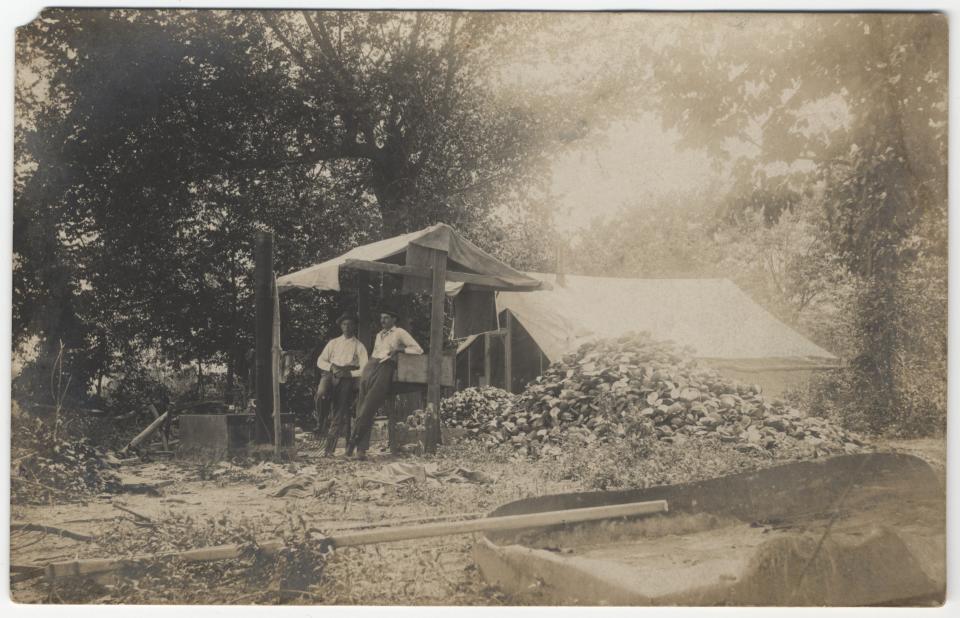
[277,223,547,294]
[276,223,548,451]
[459,273,838,397]
[277,222,550,371]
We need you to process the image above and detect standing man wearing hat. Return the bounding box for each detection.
[347,306,423,460]
[315,313,368,456]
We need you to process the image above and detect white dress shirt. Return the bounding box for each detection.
[371,327,423,361]
[316,335,369,378]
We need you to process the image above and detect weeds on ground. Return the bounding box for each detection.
[43,511,332,604]
[548,435,795,490]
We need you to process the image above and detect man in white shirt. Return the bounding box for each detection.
[315,313,369,455]
[346,306,423,459]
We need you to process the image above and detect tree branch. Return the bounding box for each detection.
[260,13,312,72]
[300,11,382,159]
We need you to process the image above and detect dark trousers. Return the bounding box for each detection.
[323,376,357,454]
[350,358,396,453]
[314,373,335,436]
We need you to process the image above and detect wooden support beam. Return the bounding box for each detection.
[343,258,428,278]
[43,500,668,580]
[357,270,373,352]
[271,274,282,459]
[466,341,472,387]
[342,258,541,291]
[504,310,514,394]
[483,332,493,388]
[424,248,447,453]
[254,230,275,443]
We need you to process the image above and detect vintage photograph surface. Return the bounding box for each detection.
[11,9,947,606]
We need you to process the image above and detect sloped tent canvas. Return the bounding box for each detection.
[276,223,545,294]
[495,273,839,397]
[277,224,545,345]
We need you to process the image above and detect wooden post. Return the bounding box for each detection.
[424,248,447,453]
[357,270,373,352]
[504,310,514,394]
[272,275,282,459]
[254,230,274,443]
[466,341,472,387]
[483,333,492,388]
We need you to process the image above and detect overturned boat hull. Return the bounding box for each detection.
[474,453,944,606]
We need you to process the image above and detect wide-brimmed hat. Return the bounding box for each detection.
[336,313,358,325]
[378,305,400,319]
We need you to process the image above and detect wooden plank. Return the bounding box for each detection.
[424,248,447,453]
[342,258,540,291]
[272,274,282,459]
[254,230,275,443]
[44,500,667,579]
[332,500,667,547]
[316,511,486,533]
[120,411,170,455]
[395,353,455,386]
[504,310,514,393]
[45,540,286,579]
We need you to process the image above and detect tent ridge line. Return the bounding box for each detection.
[342,258,543,291]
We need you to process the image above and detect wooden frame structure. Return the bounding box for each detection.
[267,224,548,454]
[338,251,485,452]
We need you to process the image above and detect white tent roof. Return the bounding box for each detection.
[277,223,546,294]
[497,273,837,365]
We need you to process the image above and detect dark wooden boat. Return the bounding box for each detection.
[474,452,944,606]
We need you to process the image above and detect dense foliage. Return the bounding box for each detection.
[14,12,946,437]
[14,9,563,411]
[566,14,947,436]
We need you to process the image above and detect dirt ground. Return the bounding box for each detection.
[9,434,585,605]
[8,434,945,605]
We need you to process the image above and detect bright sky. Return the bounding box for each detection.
[548,114,719,233]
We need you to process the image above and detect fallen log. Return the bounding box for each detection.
[10,522,95,542]
[44,499,667,580]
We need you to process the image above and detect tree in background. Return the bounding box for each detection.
[575,13,947,434]
[14,9,565,408]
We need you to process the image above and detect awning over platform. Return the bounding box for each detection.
[277,223,549,294]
